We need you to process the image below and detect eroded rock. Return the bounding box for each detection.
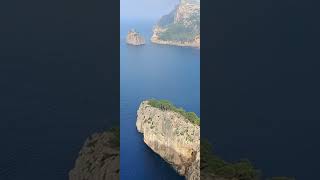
[69,129,119,180]
[136,101,200,180]
[126,29,145,45]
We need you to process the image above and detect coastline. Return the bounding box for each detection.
[151,26,200,48]
[151,37,200,48]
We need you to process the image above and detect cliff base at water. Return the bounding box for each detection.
[136,100,200,180]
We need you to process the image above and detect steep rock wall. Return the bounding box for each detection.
[136,101,200,180]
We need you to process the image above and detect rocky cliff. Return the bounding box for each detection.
[126,29,145,45]
[69,128,119,180]
[151,0,200,48]
[136,101,200,180]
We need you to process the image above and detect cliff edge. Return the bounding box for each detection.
[136,100,200,180]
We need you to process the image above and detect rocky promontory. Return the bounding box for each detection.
[69,128,119,180]
[151,0,200,48]
[136,100,200,180]
[126,29,145,45]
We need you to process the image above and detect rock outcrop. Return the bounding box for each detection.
[151,0,200,48]
[126,29,145,45]
[69,128,119,180]
[136,101,200,180]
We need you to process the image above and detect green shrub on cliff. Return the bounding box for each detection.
[201,140,261,180]
[147,99,200,125]
[201,140,294,180]
[158,23,198,41]
[155,0,200,42]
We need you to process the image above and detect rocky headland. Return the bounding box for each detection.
[151,0,200,48]
[136,100,200,180]
[69,128,119,180]
[126,29,145,45]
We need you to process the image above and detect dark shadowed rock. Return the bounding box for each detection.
[69,128,119,180]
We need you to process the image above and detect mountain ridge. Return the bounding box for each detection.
[151,0,200,48]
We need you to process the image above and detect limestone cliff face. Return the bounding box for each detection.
[176,0,200,24]
[126,29,145,45]
[136,101,200,180]
[69,129,119,180]
[151,0,200,48]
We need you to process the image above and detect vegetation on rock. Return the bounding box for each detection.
[201,140,261,180]
[158,23,199,41]
[201,140,295,180]
[148,99,200,125]
[152,0,200,46]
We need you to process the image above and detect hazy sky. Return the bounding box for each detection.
[121,0,179,20]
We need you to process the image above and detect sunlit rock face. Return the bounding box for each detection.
[151,0,200,48]
[69,130,119,180]
[126,29,145,45]
[136,101,200,180]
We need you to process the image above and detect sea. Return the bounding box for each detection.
[0,4,119,178]
[120,20,200,180]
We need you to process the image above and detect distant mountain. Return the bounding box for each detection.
[151,0,200,48]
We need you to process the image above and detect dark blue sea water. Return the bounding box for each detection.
[201,1,320,179]
[120,21,200,180]
[0,2,119,178]
[0,60,117,180]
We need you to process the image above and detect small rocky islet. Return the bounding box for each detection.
[126,29,145,46]
[126,0,200,48]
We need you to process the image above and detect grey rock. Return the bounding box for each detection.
[69,130,119,180]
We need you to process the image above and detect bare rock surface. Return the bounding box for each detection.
[69,129,119,180]
[136,101,200,180]
[126,29,145,45]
